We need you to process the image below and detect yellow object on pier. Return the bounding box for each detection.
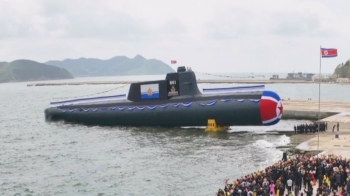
[205,119,229,132]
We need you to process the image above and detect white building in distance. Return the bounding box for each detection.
[336,78,350,83]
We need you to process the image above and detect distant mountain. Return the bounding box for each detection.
[45,54,175,77]
[0,60,73,83]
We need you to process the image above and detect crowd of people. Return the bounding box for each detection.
[293,122,341,134]
[217,154,350,196]
[293,122,328,134]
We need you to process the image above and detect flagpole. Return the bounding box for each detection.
[318,45,321,153]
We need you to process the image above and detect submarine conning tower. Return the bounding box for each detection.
[127,66,201,102]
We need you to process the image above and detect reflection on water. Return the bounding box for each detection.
[0,78,341,195]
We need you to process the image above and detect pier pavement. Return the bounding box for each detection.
[283,99,350,113]
[283,99,350,128]
[295,129,350,159]
[284,99,350,159]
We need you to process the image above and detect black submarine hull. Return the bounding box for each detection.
[45,91,282,126]
[45,66,283,127]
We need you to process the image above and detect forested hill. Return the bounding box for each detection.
[333,59,350,78]
[45,54,175,77]
[0,60,73,83]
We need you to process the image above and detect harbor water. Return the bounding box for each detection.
[1,75,349,195]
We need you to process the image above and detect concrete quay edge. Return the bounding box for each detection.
[295,129,350,159]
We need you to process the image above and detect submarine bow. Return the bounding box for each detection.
[260,90,283,126]
[45,66,283,127]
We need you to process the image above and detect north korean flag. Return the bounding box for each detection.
[321,48,337,58]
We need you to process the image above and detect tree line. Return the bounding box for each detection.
[333,59,350,78]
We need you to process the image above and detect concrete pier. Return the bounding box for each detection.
[283,100,350,158]
[283,99,350,129]
[283,99,350,120]
[283,99,350,113]
[295,129,350,158]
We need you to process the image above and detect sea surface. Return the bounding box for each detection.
[1,74,349,196]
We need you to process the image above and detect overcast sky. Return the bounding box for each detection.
[1,0,349,73]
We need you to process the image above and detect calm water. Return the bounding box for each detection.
[1,75,349,195]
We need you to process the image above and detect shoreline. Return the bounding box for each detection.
[278,129,350,158]
[25,79,344,86]
[289,133,317,144]
[282,133,321,156]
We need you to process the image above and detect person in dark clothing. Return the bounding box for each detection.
[332,182,338,193]
[335,172,341,190]
[294,125,297,134]
[317,185,323,195]
[279,184,285,196]
[337,122,339,131]
[325,166,331,178]
[318,173,323,187]
[305,187,313,196]
[262,189,268,196]
[305,173,312,189]
[341,171,347,187]
[307,176,313,190]
[294,184,299,196]
[256,188,263,196]
[217,189,225,196]
[283,171,288,188]
[347,180,350,194]
[329,175,335,190]
[296,171,302,191]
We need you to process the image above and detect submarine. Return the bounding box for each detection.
[45,66,283,127]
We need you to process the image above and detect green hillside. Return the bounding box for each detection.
[333,59,350,78]
[0,60,73,83]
